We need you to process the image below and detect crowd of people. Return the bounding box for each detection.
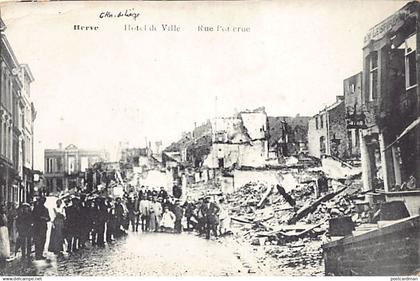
[0,185,231,262]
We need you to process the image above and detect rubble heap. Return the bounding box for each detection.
[225,169,362,276]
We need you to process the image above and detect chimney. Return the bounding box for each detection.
[59,142,63,150]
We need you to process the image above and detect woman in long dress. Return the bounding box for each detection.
[48,199,66,255]
[0,204,10,260]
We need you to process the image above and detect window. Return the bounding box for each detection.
[369,51,378,101]
[348,131,353,154]
[218,158,224,168]
[68,157,75,174]
[315,117,319,130]
[57,157,62,172]
[355,129,360,148]
[320,115,324,129]
[405,34,417,89]
[320,136,326,154]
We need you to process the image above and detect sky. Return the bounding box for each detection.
[0,0,409,170]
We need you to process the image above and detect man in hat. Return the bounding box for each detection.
[158,187,168,202]
[139,195,151,232]
[78,194,90,249]
[65,197,81,252]
[32,197,50,259]
[173,200,183,233]
[15,203,32,259]
[200,196,220,239]
[114,197,125,237]
[152,197,163,232]
[195,197,205,235]
[182,196,195,231]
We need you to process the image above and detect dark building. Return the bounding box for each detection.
[360,1,419,215]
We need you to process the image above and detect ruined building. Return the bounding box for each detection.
[267,115,310,159]
[203,107,268,169]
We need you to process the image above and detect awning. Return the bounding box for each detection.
[383,116,420,151]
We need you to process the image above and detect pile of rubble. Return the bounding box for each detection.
[265,239,324,276]
[225,168,363,275]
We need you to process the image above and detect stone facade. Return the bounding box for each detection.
[44,144,108,193]
[308,96,347,159]
[0,17,35,205]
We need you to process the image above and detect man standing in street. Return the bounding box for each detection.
[139,195,151,232]
[32,197,50,260]
[173,200,183,233]
[182,197,195,231]
[114,197,125,237]
[200,196,220,239]
[152,197,163,232]
[65,197,80,253]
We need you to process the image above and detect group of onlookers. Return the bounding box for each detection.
[0,197,51,261]
[0,184,231,262]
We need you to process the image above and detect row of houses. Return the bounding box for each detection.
[308,1,420,217]
[0,16,37,205]
[323,2,420,276]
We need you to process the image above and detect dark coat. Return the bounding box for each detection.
[182,202,195,217]
[65,205,80,228]
[32,204,50,231]
[158,190,168,200]
[200,202,220,224]
[16,212,32,236]
[173,205,183,221]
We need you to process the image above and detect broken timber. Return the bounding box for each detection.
[287,186,348,225]
[257,185,273,209]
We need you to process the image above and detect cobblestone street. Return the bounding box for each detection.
[0,232,255,276]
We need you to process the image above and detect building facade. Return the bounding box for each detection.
[360,1,419,215]
[44,144,109,193]
[308,96,347,159]
[0,16,36,205]
[344,72,364,160]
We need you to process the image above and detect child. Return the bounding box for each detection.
[160,207,175,233]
